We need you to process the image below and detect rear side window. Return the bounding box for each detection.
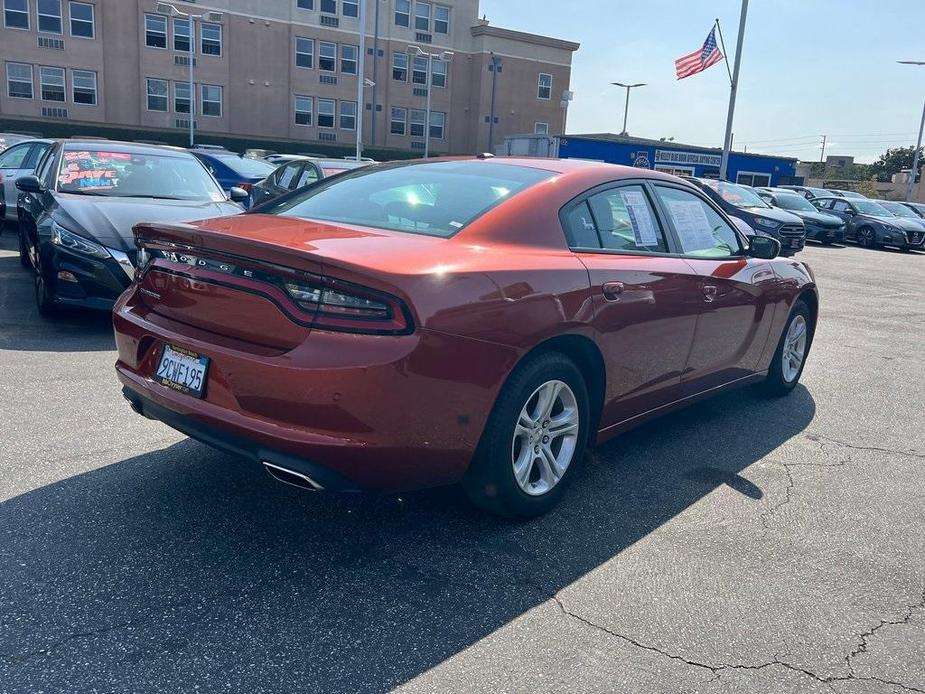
[654,186,742,258]
[583,185,668,253]
[564,201,599,248]
[0,143,32,169]
[813,198,833,210]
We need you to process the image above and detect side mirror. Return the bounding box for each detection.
[747,235,780,260]
[228,186,250,204]
[844,208,856,216]
[15,175,45,194]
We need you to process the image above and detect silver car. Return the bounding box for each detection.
[0,138,53,223]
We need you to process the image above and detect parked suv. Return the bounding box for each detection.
[812,196,925,251]
[756,188,845,244]
[686,178,806,255]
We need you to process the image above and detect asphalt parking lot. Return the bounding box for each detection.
[0,231,923,694]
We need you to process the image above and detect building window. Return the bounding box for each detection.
[37,0,62,33]
[534,121,549,135]
[6,63,33,99]
[537,73,552,100]
[414,1,430,31]
[295,95,313,126]
[40,66,65,101]
[341,44,357,74]
[431,59,446,88]
[295,37,314,68]
[4,0,29,29]
[339,100,356,130]
[410,109,425,137]
[390,106,406,135]
[394,0,409,27]
[201,22,221,56]
[412,56,427,85]
[145,14,167,49]
[429,111,445,139]
[201,84,222,116]
[434,5,448,34]
[69,1,94,38]
[317,98,335,128]
[343,0,358,17]
[146,78,168,111]
[296,0,314,8]
[392,52,407,81]
[319,41,336,72]
[71,69,96,104]
[174,81,191,113]
[320,0,336,13]
[172,17,191,52]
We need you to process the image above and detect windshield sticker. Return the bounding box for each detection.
[620,190,659,246]
[58,168,119,189]
[666,199,716,251]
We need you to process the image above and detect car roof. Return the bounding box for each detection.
[62,139,191,157]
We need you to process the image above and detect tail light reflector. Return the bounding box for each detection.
[283,276,411,335]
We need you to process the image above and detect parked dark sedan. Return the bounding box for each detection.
[901,201,925,219]
[811,196,925,251]
[826,189,867,199]
[16,140,245,316]
[686,178,806,255]
[756,188,845,244]
[876,200,925,231]
[250,158,324,207]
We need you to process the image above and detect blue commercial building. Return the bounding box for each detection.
[555,134,799,187]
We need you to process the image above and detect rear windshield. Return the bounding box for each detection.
[211,154,275,177]
[270,161,555,237]
[773,194,817,212]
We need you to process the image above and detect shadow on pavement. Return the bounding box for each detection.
[0,384,815,692]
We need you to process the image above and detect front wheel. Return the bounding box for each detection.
[857,226,878,248]
[463,352,590,518]
[34,260,58,318]
[762,300,811,396]
[18,224,31,268]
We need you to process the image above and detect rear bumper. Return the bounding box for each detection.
[113,288,520,492]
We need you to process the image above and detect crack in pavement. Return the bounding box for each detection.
[845,589,925,686]
[553,595,925,693]
[806,433,925,461]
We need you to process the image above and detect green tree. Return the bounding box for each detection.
[868,146,923,182]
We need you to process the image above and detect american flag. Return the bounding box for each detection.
[675,27,724,80]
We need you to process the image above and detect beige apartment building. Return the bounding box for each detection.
[0,0,579,155]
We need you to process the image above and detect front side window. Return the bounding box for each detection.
[582,185,668,253]
[410,109,425,138]
[320,0,336,13]
[4,0,29,29]
[174,81,191,113]
[392,52,407,81]
[0,143,32,168]
[145,14,167,48]
[853,200,891,215]
[429,111,445,139]
[200,22,221,56]
[537,73,552,100]
[319,41,336,72]
[69,1,94,37]
[201,84,222,117]
[434,5,449,33]
[295,95,313,125]
[146,78,168,111]
[297,165,320,188]
[37,0,62,33]
[655,185,742,257]
[339,100,357,130]
[412,56,427,85]
[40,66,65,101]
[390,106,406,135]
[173,17,192,52]
[431,59,446,88]
[7,62,33,99]
[273,161,555,238]
[296,37,314,68]
[343,0,358,17]
[72,69,96,104]
[414,1,430,31]
[317,98,335,128]
[341,44,357,74]
[394,0,409,26]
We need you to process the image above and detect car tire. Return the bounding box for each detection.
[858,226,878,248]
[463,352,590,518]
[762,300,811,397]
[18,223,31,269]
[34,257,58,318]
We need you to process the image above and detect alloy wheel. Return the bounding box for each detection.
[511,380,580,496]
[781,315,807,383]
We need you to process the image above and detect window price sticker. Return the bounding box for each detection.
[620,190,659,246]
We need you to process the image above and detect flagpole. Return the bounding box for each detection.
[713,18,733,86]
[720,0,748,181]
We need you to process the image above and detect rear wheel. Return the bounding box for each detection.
[463,352,589,518]
[762,300,811,396]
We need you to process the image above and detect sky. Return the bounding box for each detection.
[479,0,925,163]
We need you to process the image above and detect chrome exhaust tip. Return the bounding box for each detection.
[262,461,324,491]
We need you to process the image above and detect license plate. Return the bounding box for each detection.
[154,344,210,399]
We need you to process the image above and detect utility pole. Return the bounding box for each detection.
[719,0,749,180]
[819,135,827,163]
[897,61,924,201]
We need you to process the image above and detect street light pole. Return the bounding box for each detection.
[355,0,366,161]
[408,46,453,159]
[157,3,224,149]
[488,53,501,152]
[611,82,646,136]
[898,61,925,202]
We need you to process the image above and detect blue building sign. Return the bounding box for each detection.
[559,135,798,187]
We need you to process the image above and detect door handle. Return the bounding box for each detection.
[702,284,718,302]
[602,281,625,302]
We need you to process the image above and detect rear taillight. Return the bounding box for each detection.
[283,275,411,335]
